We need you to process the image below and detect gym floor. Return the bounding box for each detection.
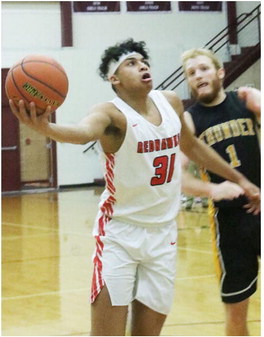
[2,186,260,336]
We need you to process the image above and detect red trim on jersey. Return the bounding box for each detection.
[91,154,117,303]
[105,153,116,195]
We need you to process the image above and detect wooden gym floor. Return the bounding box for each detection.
[2,186,261,336]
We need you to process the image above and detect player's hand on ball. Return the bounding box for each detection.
[9,99,52,131]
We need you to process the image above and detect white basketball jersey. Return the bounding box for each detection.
[95,90,182,227]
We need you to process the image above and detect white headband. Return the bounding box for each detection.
[107,51,139,80]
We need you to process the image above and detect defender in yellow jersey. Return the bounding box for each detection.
[181,47,260,336]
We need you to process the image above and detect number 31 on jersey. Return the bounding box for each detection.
[151,154,176,186]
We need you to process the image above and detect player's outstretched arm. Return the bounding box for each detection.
[181,170,244,201]
[9,99,112,145]
[181,153,244,201]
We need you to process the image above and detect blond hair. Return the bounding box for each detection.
[181,48,223,72]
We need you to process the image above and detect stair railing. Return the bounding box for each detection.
[156,4,261,92]
[83,6,260,154]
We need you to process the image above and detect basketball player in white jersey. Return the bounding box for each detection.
[9,39,260,336]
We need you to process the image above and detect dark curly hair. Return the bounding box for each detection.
[98,38,150,81]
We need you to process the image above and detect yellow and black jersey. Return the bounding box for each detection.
[188,91,260,208]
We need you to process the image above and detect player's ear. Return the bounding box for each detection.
[109,74,120,86]
[217,67,225,80]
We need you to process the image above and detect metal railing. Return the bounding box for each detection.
[155,4,261,93]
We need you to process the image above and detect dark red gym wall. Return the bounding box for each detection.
[60,2,73,47]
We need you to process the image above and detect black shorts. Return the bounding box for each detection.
[214,208,260,303]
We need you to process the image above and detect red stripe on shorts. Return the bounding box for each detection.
[91,213,113,303]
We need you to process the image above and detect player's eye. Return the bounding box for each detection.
[187,70,195,76]
[143,60,150,67]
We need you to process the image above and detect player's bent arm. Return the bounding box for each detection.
[162,90,258,200]
[164,94,260,205]
[179,113,260,205]
[180,113,242,183]
[237,87,261,119]
[9,99,112,144]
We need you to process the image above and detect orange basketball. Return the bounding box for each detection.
[5,55,69,115]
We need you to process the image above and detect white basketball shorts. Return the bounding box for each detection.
[91,214,177,315]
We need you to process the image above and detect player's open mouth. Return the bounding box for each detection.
[142,73,152,82]
[197,82,208,89]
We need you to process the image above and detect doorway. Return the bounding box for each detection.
[1,68,57,192]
